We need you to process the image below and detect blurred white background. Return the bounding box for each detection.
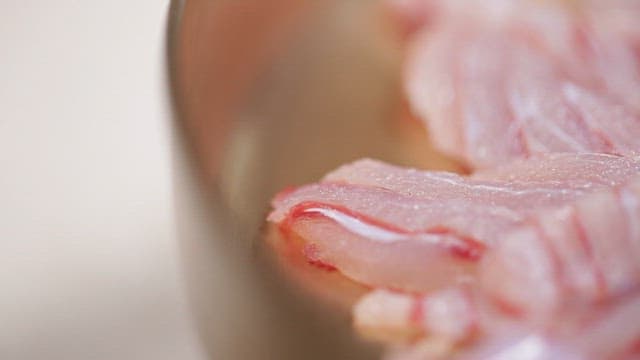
[0,1,205,358]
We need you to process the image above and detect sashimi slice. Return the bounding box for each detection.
[268,154,640,292]
[455,291,640,360]
[353,287,481,345]
[347,168,640,357]
[364,285,640,359]
[404,0,640,168]
[482,176,640,318]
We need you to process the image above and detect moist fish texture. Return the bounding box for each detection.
[385,290,640,360]
[453,290,640,360]
[268,153,640,292]
[352,175,640,358]
[365,278,640,359]
[353,286,481,345]
[402,0,640,169]
[482,175,640,318]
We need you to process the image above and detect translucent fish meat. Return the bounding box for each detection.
[402,0,640,168]
[268,153,640,292]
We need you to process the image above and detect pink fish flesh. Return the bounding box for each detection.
[402,0,640,169]
[268,153,640,292]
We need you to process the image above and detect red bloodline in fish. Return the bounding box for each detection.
[409,295,425,327]
[512,118,531,158]
[531,218,569,299]
[461,285,480,338]
[559,92,616,154]
[572,24,594,61]
[571,206,608,299]
[490,294,526,319]
[593,129,618,155]
[282,201,487,261]
[561,89,618,154]
[302,243,337,272]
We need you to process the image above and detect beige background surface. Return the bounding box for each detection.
[0,1,205,358]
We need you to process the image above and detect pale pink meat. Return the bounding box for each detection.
[354,286,485,345]
[482,176,640,318]
[363,282,640,359]
[403,0,640,169]
[268,154,640,292]
[352,176,640,357]
[365,289,640,359]
[455,291,640,360]
[582,0,640,111]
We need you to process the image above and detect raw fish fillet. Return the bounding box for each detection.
[352,175,640,357]
[482,176,640,317]
[268,153,640,292]
[358,263,640,359]
[468,291,640,360]
[354,287,481,345]
[383,290,640,360]
[402,0,640,168]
